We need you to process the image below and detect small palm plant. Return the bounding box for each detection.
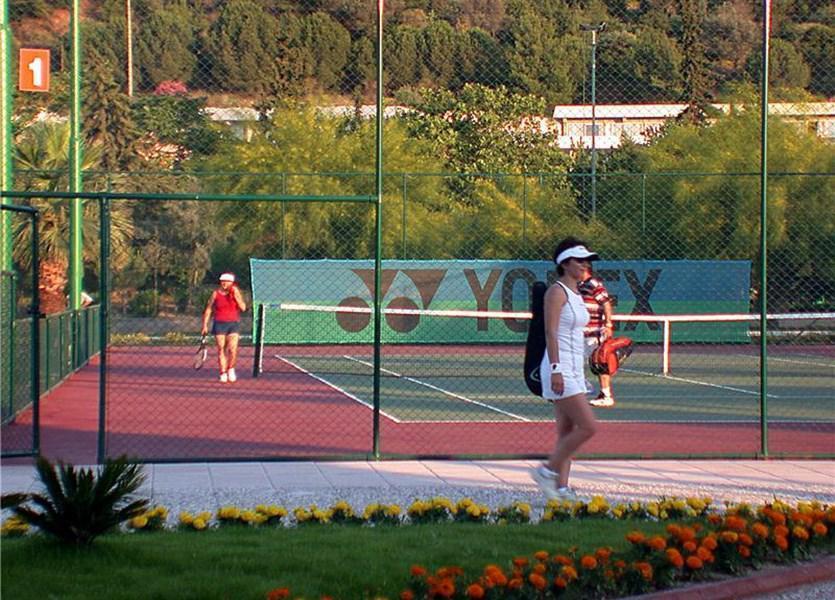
[1,455,149,546]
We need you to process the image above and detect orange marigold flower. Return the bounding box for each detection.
[410,565,427,578]
[437,579,455,598]
[399,591,414,600]
[267,588,291,600]
[614,560,627,569]
[553,554,573,566]
[581,555,598,570]
[626,531,645,544]
[532,563,547,575]
[720,531,739,544]
[466,584,485,599]
[683,541,698,554]
[813,522,828,536]
[635,561,653,581]
[507,578,523,590]
[708,514,722,525]
[724,516,747,532]
[686,556,704,570]
[739,533,754,546]
[647,535,667,551]
[774,535,789,551]
[529,573,547,590]
[595,547,612,562]
[792,526,809,541]
[738,545,751,558]
[774,525,790,538]
[666,549,684,569]
[512,557,529,568]
[752,522,769,538]
[554,576,568,589]
[701,535,718,551]
[697,547,713,562]
[561,565,579,581]
[770,512,787,526]
[679,526,697,542]
[666,524,681,537]
[534,550,549,562]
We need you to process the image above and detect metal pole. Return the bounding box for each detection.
[758,0,771,458]
[401,173,407,259]
[590,29,597,217]
[371,0,384,459]
[97,197,110,462]
[30,209,41,455]
[69,0,83,311]
[125,0,133,97]
[0,0,13,271]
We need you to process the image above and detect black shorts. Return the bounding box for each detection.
[212,321,240,336]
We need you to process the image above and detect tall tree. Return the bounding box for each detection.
[677,0,712,123]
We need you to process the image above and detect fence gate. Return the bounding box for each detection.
[1,205,40,457]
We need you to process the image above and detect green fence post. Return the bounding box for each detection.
[371,0,384,459]
[30,209,41,455]
[97,196,110,463]
[758,0,771,458]
[401,173,407,259]
[0,0,12,272]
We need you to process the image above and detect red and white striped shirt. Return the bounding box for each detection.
[578,276,611,338]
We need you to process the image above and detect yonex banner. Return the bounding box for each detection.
[250,259,751,344]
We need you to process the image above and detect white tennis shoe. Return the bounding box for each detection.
[219,372,228,383]
[227,368,237,383]
[531,464,559,501]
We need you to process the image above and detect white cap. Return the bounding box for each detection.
[219,273,235,283]
[555,245,600,265]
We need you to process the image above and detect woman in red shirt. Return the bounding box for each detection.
[202,272,247,383]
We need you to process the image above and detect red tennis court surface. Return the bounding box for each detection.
[2,345,833,464]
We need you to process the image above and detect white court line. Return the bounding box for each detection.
[620,367,781,398]
[342,355,530,422]
[274,355,402,423]
[768,356,835,368]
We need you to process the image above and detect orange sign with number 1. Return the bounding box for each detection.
[19,48,51,92]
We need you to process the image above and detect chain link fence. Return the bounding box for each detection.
[2,0,833,461]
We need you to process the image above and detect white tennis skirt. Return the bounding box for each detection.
[539,355,590,401]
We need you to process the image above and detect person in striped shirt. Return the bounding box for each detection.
[579,270,616,407]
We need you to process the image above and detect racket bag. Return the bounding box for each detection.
[589,336,634,376]
[523,281,548,397]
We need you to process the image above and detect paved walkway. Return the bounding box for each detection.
[3,459,833,512]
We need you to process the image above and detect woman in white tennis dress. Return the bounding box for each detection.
[531,238,601,500]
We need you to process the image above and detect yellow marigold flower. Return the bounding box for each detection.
[197,511,212,522]
[193,518,207,530]
[387,505,401,517]
[179,512,194,525]
[792,526,809,541]
[561,565,578,581]
[240,510,258,523]
[647,503,659,517]
[130,515,148,529]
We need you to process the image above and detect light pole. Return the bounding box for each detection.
[580,22,605,218]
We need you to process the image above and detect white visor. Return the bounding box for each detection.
[219,273,235,283]
[555,245,600,265]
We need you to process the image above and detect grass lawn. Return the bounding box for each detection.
[1,519,671,599]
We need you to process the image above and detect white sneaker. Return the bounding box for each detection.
[531,464,559,501]
[555,486,579,501]
[227,368,237,382]
[219,372,228,383]
[589,394,615,408]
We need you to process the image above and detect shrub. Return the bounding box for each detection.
[0,456,148,546]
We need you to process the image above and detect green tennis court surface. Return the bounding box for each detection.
[269,345,834,424]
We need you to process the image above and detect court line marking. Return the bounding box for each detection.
[342,355,531,422]
[767,356,835,368]
[620,367,781,398]
[274,355,402,423]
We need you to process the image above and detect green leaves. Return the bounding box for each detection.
[3,456,149,546]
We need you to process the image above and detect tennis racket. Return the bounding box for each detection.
[193,335,208,370]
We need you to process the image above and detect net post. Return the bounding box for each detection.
[252,302,266,378]
[662,319,671,375]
